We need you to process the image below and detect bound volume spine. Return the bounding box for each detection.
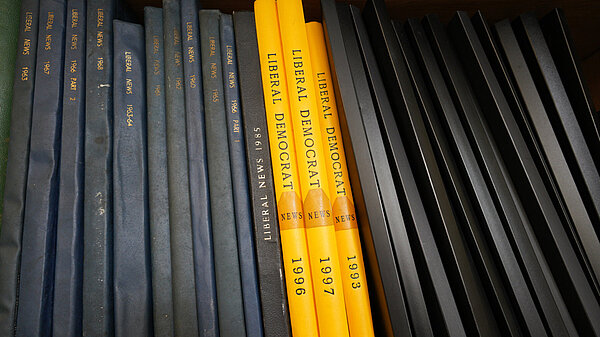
[17,0,66,335]
[306,21,374,337]
[254,0,319,335]
[199,10,246,336]
[162,0,200,335]
[180,1,218,333]
[0,0,40,334]
[221,13,264,337]
[144,7,175,336]
[234,11,292,337]
[53,1,86,335]
[112,20,152,337]
[276,0,349,335]
[83,0,115,334]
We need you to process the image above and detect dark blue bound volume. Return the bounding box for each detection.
[199,10,246,337]
[233,12,292,337]
[220,13,263,337]
[113,20,152,337]
[144,7,175,337]
[180,0,218,334]
[53,1,85,336]
[163,1,200,336]
[83,0,115,335]
[0,0,40,335]
[16,0,66,335]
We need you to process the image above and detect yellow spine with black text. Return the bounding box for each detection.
[307,21,375,337]
[276,1,350,336]
[254,1,319,336]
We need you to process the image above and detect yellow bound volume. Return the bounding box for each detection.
[306,21,375,337]
[254,1,319,336]
[276,1,350,336]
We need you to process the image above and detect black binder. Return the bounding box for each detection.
[404,17,522,337]
[514,14,600,233]
[470,13,600,336]
[322,0,411,335]
[423,14,548,336]
[541,9,600,161]
[495,18,600,330]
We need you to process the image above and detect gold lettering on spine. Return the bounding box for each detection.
[96,9,104,47]
[187,46,195,63]
[125,51,132,72]
[71,8,78,28]
[45,34,52,50]
[186,22,193,41]
[153,36,159,54]
[97,30,103,47]
[46,12,54,30]
[210,62,217,79]
[21,67,29,81]
[174,28,180,46]
[209,36,216,56]
[228,71,235,88]
[44,12,54,51]
[23,13,33,54]
[97,8,104,28]
[24,12,33,32]
[153,35,160,75]
[69,5,78,104]
[173,28,182,91]
[153,59,160,75]
[189,74,197,89]
[22,38,31,55]
[70,59,77,92]
[174,51,182,67]
[70,9,79,50]
[125,52,133,94]
[226,45,233,65]
[71,34,78,50]
[231,99,239,136]
[126,104,134,126]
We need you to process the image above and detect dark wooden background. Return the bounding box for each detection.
[126,0,600,110]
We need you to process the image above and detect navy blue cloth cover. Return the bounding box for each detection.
[16,0,66,335]
[163,0,200,335]
[221,13,264,337]
[199,9,247,337]
[0,0,40,335]
[113,19,153,337]
[53,1,86,336]
[144,6,175,337]
[180,0,218,334]
[83,0,116,335]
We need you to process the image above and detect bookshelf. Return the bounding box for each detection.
[125,0,600,109]
[117,1,600,335]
